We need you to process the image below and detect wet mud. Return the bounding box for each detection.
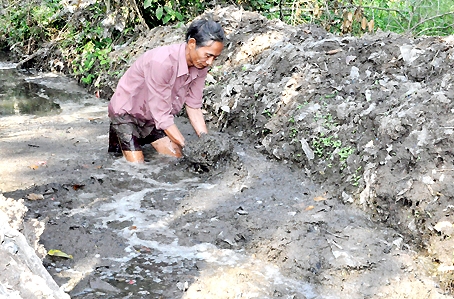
[182,131,234,170]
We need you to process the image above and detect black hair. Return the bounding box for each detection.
[185,18,225,48]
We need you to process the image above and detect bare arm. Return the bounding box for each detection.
[164,124,185,147]
[186,105,208,137]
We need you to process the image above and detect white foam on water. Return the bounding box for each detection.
[70,152,318,297]
[91,183,317,298]
[0,62,17,69]
[108,159,201,188]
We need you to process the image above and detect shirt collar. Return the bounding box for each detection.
[177,43,189,77]
[177,42,207,79]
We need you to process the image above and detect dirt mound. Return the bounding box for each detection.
[196,6,454,289]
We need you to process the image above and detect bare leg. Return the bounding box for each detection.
[122,150,145,163]
[151,136,182,158]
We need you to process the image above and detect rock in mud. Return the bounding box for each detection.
[182,131,234,168]
[0,194,70,299]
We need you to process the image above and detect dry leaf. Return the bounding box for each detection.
[27,193,44,200]
[354,7,363,21]
[361,17,367,30]
[313,5,322,18]
[326,48,343,55]
[314,196,327,201]
[72,184,85,190]
[129,226,137,230]
[48,249,73,259]
[30,164,39,170]
[305,205,315,211]
[368,19,375,33]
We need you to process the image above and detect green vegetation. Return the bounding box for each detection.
[310,110,355,169]
[351,166,362,186]
[366,0,454,36]
[225,0,454,36]
[71,34,112,85]
[0,0,63,49]
[276,0,454,36]
[311,133,353,168]
[281,105,355,170]
[262,109,273,118]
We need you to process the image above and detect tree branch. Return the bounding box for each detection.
[415,24,454,36]
[351,5,409,23]
[128,0,149,30]
[409,11,454,32]
[16,41,56,69]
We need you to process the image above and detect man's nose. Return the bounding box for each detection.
[206,57,214,65]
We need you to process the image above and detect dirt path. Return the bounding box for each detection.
[1,64,451,298]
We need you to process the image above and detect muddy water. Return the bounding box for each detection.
[0,65,84,116]
[0,65,317,298]
[1,64,449,299]
[71,159,318,298]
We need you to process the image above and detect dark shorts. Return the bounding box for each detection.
[108,115,166,153]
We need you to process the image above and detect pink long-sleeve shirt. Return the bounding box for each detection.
[108,43,208,130]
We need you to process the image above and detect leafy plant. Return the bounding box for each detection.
[155,5,184,24]
[312,133,340,158]
[0,0,63,53]
[142,0,198,27]
[351,166,362,186]
[289,127,298,138]
[339,146,353,163]
[262,109,272,118]
[309,106,355,168]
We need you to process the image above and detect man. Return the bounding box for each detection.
[108,18,224,163]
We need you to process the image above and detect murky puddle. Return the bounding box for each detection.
[0,62,92,116]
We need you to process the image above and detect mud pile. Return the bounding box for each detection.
[183,131,235,169]
[193,7,454,287]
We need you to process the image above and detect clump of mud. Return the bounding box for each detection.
[182,131,234,169]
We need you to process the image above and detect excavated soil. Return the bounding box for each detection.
[2,5,454,299]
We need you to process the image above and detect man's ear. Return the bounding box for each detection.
[188,38,196,49]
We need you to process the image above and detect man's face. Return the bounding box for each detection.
[187,39,224,69]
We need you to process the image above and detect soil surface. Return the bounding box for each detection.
[2,5,454,299]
